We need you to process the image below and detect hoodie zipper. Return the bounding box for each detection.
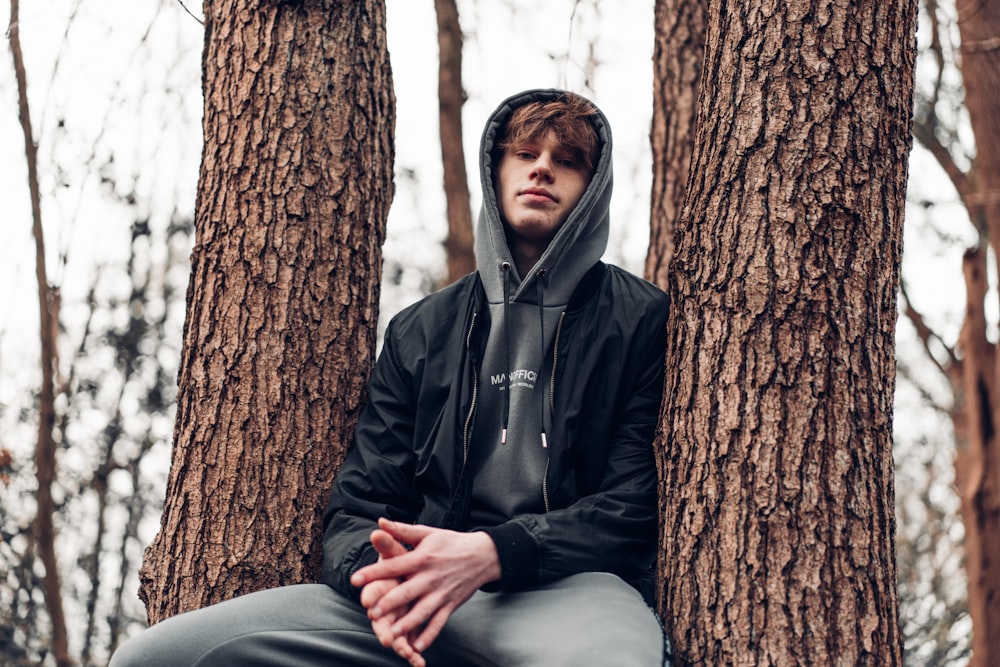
[462,311,479,465]
[542,311,567,513]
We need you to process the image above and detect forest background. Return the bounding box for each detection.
[0,0,977,665]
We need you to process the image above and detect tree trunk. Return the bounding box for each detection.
[654,0,916,663]
[139,0,394,623]
[955,245,998,667]
[645,0,705,289]
[435,0,475,285]
[954,2,1000,663]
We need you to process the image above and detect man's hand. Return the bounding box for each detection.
[358,528,422,665]
[351,518,502,665]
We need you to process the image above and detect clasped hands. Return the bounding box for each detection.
[350,518,502,667]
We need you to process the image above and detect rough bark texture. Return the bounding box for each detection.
[654,0,916,663]
[644,0,705,288]
[435,0,476,285]
[954,2,1000,663]
[139,0,394,623]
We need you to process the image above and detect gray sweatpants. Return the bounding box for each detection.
[110,572,667,666]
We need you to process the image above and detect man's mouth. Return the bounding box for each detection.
[520,188,556,202]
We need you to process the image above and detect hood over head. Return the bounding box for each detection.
[466,90,615,526]
[475,88,613,307]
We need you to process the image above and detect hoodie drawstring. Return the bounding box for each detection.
[499,263,551,450]
[536,271,549,449]
[501,262,512,445]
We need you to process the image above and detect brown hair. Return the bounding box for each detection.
[496,93,601,171]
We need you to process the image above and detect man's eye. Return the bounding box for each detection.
[516,151,535,160]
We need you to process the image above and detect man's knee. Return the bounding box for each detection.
[109,625,170,667]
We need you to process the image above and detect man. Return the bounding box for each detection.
[111,89,669,667]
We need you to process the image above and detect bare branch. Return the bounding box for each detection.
[895,358,954,418]
[924,0,945,119]
[961,36,1000,53]
[37,0,83,134]
[54,3,164,281]
[174,0,204,25]
[899,278,959,376]
[912,117,983,229]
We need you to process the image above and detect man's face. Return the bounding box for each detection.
[495,130,593,253]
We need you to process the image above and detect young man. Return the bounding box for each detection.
[111,89,670,667]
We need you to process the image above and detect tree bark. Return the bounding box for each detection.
[954,2,1000,663]
[435,0,476,284]
[645,0,705,289]
[655,0,916,663]
[139,0,395,623]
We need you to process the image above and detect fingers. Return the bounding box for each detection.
[352,521,424,588]
[371,610,397,647]
[380,599,435,667]
[377,517,435,544]
[352,554,415,588]
[358,578,396,610]
[356,521,434,667]
[387,587,456,645]
[371,593,426,667]
[366,567,446,622]
[410,606,451,655]
[357,519,470,665]
[392,633,426,667]
[370,528,408,559]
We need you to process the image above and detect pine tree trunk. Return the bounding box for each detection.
[954,4,1000,665]
[654,0,916,663]
[645,0,705,289]
[139,0,394,623]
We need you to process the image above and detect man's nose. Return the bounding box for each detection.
[530,154,554,181]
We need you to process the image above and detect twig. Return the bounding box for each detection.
[899,278,959,376]
[175,0,204,25]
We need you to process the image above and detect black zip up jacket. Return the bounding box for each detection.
[321,260,669,603]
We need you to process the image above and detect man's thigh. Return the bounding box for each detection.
[429,572,667,667]
[109,583,406,667]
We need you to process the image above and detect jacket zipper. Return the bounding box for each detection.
[550,312,565,413]
[462,311,479,465]
[542,311,566,513]
[542,459,551,513]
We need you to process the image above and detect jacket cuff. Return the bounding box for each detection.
[480,522,539,590]
[326,543,378,603]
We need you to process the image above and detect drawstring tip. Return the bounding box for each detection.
[501,428,508,445]
[540,433,548,449]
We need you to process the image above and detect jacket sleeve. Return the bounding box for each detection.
[480,291,668,593]
[320,319,422,599]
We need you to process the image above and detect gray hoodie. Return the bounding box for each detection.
[468,89,614,527]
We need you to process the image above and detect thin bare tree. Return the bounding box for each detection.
[644,0,705,288]
[435,0,475,285]
[904,1,1000,663]
[8,0,70,663]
